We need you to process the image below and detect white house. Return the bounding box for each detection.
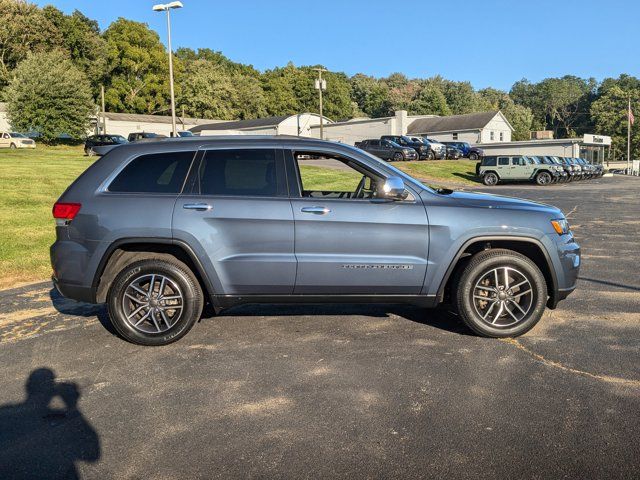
[101,112,222,137]
[407,111,514,143]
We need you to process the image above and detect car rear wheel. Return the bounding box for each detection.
[454,249,547,337]
[427,151,435,160]
[107,258,204,346]
[393,152,403,161]
[9,143,16,149]
[482,172,499,186]
[535,171,552,185]
[469,152,478,160]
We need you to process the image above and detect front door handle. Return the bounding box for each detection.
[183,203,212,211]
[301,206,331,215]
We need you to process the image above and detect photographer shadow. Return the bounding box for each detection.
[0,368,100,479]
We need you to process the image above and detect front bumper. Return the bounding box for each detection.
[546,233,580,308]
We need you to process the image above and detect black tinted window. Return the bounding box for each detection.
[198,149,283,197]
[109,151,195,193]
[483,157,497,166]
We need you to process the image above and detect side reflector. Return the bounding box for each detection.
[53,202,81,220]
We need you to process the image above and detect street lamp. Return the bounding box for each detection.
[153,1,183,137]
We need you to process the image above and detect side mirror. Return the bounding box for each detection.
[379,176,408,201]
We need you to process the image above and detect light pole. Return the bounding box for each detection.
[153,1,183,137]
[313,68,327,139]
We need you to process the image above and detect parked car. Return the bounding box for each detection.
[84,134,128,156]
[419,137,447,159]
[380,135,430,160]
[560,157,585,180]
[51,137,580,345]
[355,139,418,161]
[127,132,166,142]
[478,155,561,186]
[444,145,462,159]
[574,157,601,178]
[442,141,484,160]
[545,156,576,181]
[530,156,568,182]
[0,131,36,149]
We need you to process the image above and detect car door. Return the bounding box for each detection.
[496,156,510,179]
[173,147,296,295]
[287,148,429,295]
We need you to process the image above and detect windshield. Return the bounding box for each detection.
[10,132,26,138]
[110,135,127,143]
[178,131,194,137]
[386,141,402,148]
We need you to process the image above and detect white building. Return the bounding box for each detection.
[191,113,331,136]
[407,111,514,143]
[101,112,222,137]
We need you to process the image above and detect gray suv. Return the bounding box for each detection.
[51,137,580,345]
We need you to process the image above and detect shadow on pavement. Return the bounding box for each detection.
[579,276,640,291]
[0,368,100,479]
[49,288,118,336]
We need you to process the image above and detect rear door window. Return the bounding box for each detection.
[483,157,497,166]
[498,157,510,166]
[196,149,286,197]
[108,151,195,193]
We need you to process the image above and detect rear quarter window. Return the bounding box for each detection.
[482,157,497,167]
[108,151,195,194]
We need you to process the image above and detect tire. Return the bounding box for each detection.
[469,152,478,160]
[9,143,16,149]
[426,151,435,160]
[535,171,552,186]
[393,152,404,162]
[107,258,204,346]
[454,248,547,338]
[482,172,499,186]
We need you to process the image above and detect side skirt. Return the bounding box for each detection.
[212,294,439,310]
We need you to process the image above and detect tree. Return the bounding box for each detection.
[42,6,108,91]
[103,18,173,114]
[0,0,61,89]
[479,88,534,140]
[178,59,237,120]
[350,74,391,117]
[6,51,94,142]
[591,77,640,160]
[409,83,450,116]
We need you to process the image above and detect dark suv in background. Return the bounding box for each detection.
[51,137,580,346]
[84,134,128,156]
[442,141,484,160]
[355,139,418,161]
[381,135,432,160]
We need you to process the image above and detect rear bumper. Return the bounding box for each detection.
[52,276,96,303]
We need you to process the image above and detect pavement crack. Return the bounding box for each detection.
[565,205,578,219]
[501,338,640,388]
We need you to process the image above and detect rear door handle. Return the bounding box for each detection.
[301,206,331,215]
[183,203,212,211]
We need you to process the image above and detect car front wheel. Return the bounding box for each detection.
[454,249,547,337]
[107,258,204,346]
[393,152,403,161]
[469,152,478,160]
[535,171,552,185]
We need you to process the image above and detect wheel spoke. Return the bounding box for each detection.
[475,285,497,293]
[510,279,529,291]
[504,302,520,322]
[150,310,161,333]
[482,300,498,320]
[126,304,147,320]
[503,268,510,289]
[148,274,155,295]
[160,309,172,329]
[493,269,500,289]
[161,295,182,301]
[130,284,148,297]
[508,299,527,315]
[124,292,147,304]
[133,310,151,326]
[512,289,532,299]
[491,303,505,324]
[158,276,166,296]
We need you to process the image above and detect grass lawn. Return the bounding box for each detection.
[0,146,92,289]
[0,146,478,289]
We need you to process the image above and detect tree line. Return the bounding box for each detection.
[0,0,638,158]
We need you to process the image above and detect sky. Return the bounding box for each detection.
[33,0,638,91]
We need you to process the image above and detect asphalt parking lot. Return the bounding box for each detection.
[1,176,639,479]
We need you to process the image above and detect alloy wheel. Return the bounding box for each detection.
[471,266,534,327]
[122,274,184,334]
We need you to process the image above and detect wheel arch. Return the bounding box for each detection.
[437,236,558,309]
[93,238,215,303]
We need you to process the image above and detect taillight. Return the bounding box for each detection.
[53,202,81,220]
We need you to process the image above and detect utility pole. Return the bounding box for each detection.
[627,97,632,174]
[313,68,327,139]
[100,85,106,134]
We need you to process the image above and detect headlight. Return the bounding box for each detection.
[551,218,570,235]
